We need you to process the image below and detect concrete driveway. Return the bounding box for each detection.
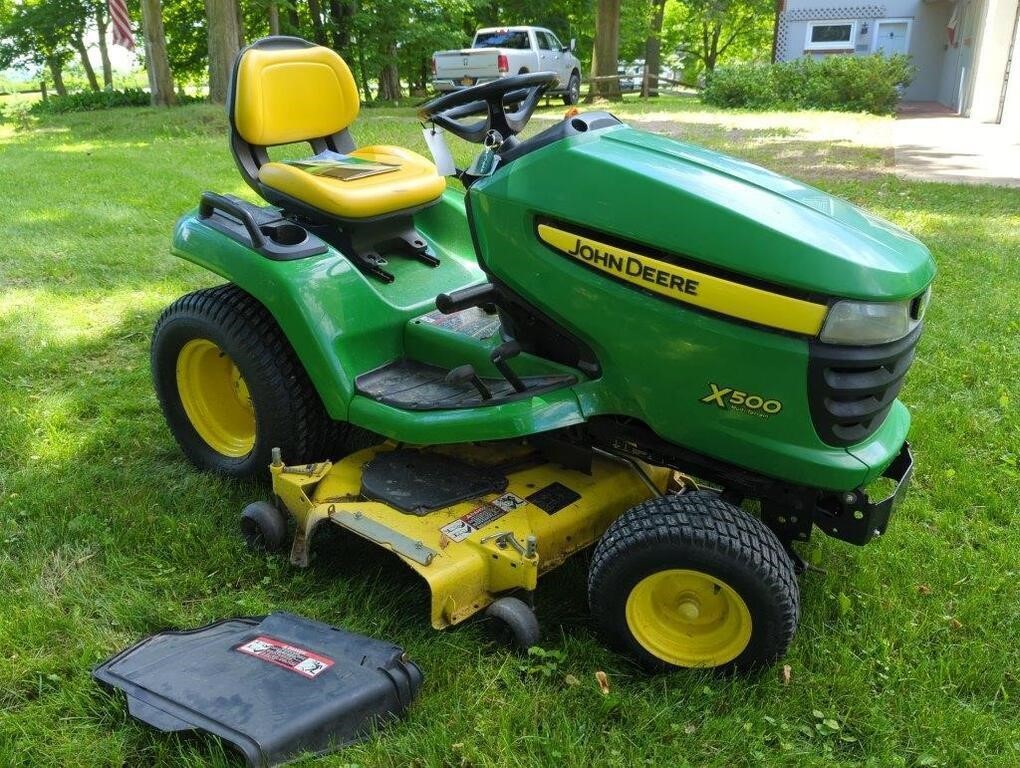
[894,102,1020,187]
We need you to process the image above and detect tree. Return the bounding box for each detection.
[94,3,113,88]
[160,0,210,84]
[206,0,243,102]
[641,0,667,96]
[71,34,100,90]
[587,0,621,101]
[662,0,773,78]
[0,0,82,96]
[140,0,177,105]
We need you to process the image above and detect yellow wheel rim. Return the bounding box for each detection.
[625,568,752,667]
[176,339,256,457]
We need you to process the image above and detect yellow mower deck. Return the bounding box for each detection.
[272,443,669,629]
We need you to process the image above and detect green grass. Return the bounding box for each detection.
[1,98,1018,767]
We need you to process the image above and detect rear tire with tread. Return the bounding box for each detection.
[152,284,357,477]
[588,491,799,673]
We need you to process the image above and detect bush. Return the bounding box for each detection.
[29,88,204,115]
[703,54,915,114]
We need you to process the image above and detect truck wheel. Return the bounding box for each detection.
[588,491,799,673]
[562,72,580,106]
[152,284,353,477]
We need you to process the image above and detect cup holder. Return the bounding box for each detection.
[570,118,590,132]
[260,222,308,247]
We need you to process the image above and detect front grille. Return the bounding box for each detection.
[807,324,922,446]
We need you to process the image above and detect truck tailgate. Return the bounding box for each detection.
[434,49,500,81]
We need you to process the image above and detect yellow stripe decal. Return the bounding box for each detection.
[537,224,826,335]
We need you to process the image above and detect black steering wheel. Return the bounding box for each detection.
[418,72,558,144]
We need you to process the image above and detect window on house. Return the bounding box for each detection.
[805,21,856,51]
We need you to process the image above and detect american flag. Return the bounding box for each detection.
[108,0,135,50]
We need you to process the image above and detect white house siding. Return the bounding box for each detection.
[777,0,951,99]
[967,0,1020,130]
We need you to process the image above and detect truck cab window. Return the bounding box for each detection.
[474,30,530,49]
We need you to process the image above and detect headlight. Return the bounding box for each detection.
[820,287,931,346]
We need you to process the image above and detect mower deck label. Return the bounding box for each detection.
[236,636,335,679]
[536,223,827,336]
[440,493,527,542]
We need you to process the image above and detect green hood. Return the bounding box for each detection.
[492,125,935,301]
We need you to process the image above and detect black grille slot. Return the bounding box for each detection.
[808,324,922,447]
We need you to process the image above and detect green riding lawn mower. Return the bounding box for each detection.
[151,36,934,673]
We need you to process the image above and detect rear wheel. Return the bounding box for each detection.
[562,72,581,106]
[152,284,355,477]
[588,491,799,673]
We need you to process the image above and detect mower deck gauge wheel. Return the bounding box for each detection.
[485,596,541,650]
[241,501,289,553]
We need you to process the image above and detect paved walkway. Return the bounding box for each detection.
[894,101,1020,187]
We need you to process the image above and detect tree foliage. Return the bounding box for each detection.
[661,0,774,78]
[1,0,776,103]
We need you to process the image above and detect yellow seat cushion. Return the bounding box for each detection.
[258,145,447,219]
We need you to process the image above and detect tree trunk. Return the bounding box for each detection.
[141,0,177,105]
[206,0,243,103]
[704,23,722,72]
[73,38,101,91]
[308,0,327,45]
[96,8,114,88]
[47,58,67,97]
[268,2,280,35]
[327,1,355,53]
[640,0,667,97]
[587,0,621,101]
[356,41,372,102]
[378,52,401,100]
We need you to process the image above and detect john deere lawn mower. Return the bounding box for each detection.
[151,36,934,673]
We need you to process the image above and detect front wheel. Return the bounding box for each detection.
[151,284,352,477]
[588,491,799,673]
[562,72,581,106]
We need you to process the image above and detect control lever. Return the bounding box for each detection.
[446,364,492,400]
[490,340,526,393]
[436,283,501,314]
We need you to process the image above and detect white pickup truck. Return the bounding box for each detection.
[432,26,582,105]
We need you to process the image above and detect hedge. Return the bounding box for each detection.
[29,88,204,115]
[703,54,915,115]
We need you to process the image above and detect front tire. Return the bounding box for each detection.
[588,491,799,673]
[562,72,581,106]
[151,284,349,477]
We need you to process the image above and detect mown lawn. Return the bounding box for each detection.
[0,97,1017,767]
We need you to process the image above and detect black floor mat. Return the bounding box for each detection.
[355,358,575,410]
[361,449,508,514]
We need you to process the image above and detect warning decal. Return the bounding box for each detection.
[417,308,501,340]
[439,493,527,542]
[236,635,335,679]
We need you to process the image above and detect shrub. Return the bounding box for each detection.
[703,54,915,114]
[29,88,204,115]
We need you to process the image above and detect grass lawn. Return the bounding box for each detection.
[0,96,1017,767]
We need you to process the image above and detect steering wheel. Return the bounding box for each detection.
[418,72,558,144]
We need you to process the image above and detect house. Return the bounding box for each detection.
[774,0,1020,129]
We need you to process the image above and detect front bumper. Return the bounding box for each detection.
[816,442,914,545]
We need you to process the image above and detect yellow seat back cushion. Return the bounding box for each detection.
[234,45,360,147]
